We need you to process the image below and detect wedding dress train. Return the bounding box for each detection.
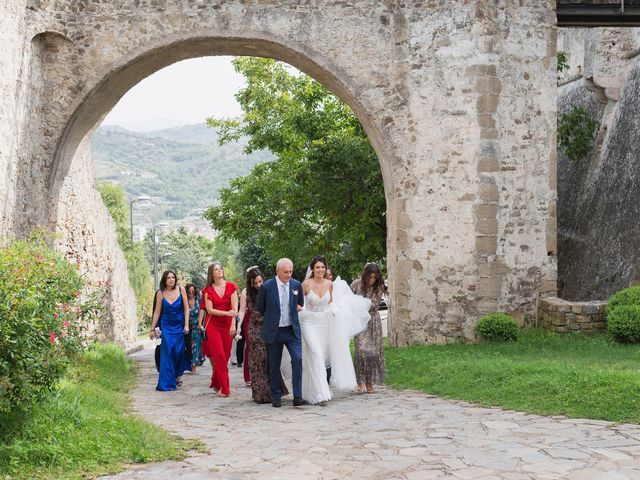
[299,278,371,404]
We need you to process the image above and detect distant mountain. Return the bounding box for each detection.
[91,123,273,226]
[147,124,224,145]
[101,118,194,132]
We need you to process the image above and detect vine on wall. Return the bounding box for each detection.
[558,107,600,161]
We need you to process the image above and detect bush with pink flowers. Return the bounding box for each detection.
[0,231,104,414]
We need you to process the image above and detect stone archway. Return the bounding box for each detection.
[2,1,557,347]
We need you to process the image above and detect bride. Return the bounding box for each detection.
[299,255,371,404]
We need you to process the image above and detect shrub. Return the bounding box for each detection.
[475,313,519,342]
[557,106,599,161]
[0,231,100,414]
[607,286,640,313]
[606,305,640,343]
[557,51,570,82]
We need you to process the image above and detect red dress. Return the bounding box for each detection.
[202,281,238,396]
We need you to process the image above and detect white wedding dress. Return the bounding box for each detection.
[299,278,372,404]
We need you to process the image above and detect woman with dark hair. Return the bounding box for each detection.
[201,262,238,397]
[185,283,205,373]
[241,266,289,403]
[149,270,190,391]
[299,255,371,404]
[325,266,334,281]
[351,263,387,394]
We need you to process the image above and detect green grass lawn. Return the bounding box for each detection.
[385,328,640,423]
[0,344,201,480]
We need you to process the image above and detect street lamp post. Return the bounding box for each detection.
[129,196,152,242]
[153,223,169,291]
[159,252,172,273]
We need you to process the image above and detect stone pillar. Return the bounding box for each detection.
[388,2,557,345]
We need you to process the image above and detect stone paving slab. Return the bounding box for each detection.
[99,348,640,479]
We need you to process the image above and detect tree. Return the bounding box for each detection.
[144,227,242,287]
[205,57,386,279]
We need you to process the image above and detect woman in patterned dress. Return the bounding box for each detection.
[185,283,205,373]
[350,263,387,394]
[241,266,289,403]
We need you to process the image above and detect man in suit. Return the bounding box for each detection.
[256,258,307,407]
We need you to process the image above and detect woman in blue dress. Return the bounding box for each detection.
[149,270,190,391]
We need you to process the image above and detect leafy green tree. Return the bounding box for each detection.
[144,227,242,287]
[205,57,386,279]
[97,182,153,322]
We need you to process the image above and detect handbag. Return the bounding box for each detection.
[201,315,209,342]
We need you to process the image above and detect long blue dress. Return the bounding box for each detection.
[157,292,189,391]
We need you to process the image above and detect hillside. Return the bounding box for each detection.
[91,124,273,227]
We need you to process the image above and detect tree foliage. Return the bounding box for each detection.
[205,57,386,279]
[556,51,570,82]
[143,227,242,287]
[557,106,599,161]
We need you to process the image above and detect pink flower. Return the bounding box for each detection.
[49,331,56,343]
[105,281,110,287]
[76,258,81,264]
[53,313,59,319]
[63,320,69,328]
[76,308,83,315]
[76,291,81,297]
[98,281,102,286]
[36,255,44,262]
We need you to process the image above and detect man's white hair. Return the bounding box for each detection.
[276,258,293,271]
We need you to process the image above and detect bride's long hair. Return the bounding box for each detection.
[306,255,328,280]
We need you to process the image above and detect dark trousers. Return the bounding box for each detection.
[236,318,247,365]
[266,326,302,401]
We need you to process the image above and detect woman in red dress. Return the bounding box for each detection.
[201,262,238,397]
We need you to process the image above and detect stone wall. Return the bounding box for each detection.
[54,137,138,347]
[557,28,640,301]
[1,1,557,345]
[538,297,607,333]
[0,2,139,348]
[0,0,28,234]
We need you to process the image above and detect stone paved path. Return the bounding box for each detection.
[101,348,640,479]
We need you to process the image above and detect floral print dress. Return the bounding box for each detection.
[246,296,288,403]
[350,279,387,385]
[189,296,205,367]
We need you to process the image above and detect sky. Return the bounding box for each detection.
[102,56,245,131]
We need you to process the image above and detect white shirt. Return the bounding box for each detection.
[275,276,291,327]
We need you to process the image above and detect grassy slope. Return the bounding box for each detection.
[0,344,200,480]
[386,328,640,423]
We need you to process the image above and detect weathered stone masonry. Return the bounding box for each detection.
[557,27,640,302]
[0,1,557,347]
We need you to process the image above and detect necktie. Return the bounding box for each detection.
[280,283,289,325]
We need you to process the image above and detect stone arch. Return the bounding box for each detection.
[4,3,558,346]
[49,35,393,212]
[47,34,396,346]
